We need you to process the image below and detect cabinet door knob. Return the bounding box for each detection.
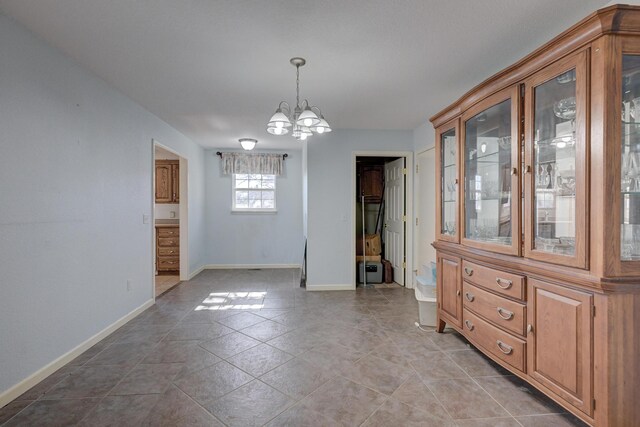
[511,167,518,175]
[496,307,514,320]
[465,292,475,302]
[524,165,531,174]
[464,320,474,331]
[496,340,513,355]
[527,324,533,334]
[456,290,461,296]
[464,267,473,276]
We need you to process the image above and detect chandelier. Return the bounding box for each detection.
[267,57,331,141]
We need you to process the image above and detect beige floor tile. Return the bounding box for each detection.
[300,376,387,426]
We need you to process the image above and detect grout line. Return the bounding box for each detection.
[441,348,523,425]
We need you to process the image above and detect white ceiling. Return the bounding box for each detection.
[0,0,609,150]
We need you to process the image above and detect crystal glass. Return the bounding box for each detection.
[441,128,457,236]
[532,67,577,256]
[464,100,513,245]
[621,55,640,261]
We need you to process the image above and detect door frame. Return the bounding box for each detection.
[351,151,414,289]
[152,139,189,301]
[416,146,436,281]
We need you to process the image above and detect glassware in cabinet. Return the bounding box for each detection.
[436,119,460,242]
[441,128,457,236]
[463,98,517,250]
[523,51,587,268]
[621,55,640,261]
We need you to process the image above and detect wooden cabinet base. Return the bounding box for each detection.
[435,244,640,427]
[156,226,179,273]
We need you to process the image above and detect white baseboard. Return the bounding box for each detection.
[188,264,206,280]
[0,299,154,408]
[306,284,354,291]
[202,264,301,270]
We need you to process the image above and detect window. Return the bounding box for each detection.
[232,174,276,211]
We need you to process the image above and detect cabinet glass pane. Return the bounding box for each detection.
[465,100,512,245]
[441,128,457,235]
[621,55,640,261]
[532,68,577,256]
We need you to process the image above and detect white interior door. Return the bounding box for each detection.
[417,149,436,278]
[384,158,405,286]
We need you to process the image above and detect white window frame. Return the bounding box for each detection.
[231,173,277,213]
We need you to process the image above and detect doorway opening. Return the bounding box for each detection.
[153,142,188,298]
[353,152,413,289]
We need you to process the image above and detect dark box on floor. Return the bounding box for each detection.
[357,261,383,284]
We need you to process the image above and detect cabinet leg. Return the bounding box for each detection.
[436,318,446,333]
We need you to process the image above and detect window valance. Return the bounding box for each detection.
[219,152,285,176]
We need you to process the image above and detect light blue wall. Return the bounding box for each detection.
[0,14,206,396]
[306,129,414,287]
[204,150,304,266]
[413,121,435,153]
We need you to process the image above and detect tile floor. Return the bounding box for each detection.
[155,274,181,297]
[0,269,589,426]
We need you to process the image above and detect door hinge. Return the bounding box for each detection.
[593,398,596,410]
[416,164,419,174]
[592,306,596,317]
[403,215,406,222]
[415,217,419,226]
[402,168,407,175]
[402,261,406,268]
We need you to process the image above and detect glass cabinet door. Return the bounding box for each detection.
[462,87,520,255]
[621,55,640,262]
[524,52,587,268]
[437,121,459,241]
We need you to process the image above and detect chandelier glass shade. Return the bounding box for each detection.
[267,57,331,141]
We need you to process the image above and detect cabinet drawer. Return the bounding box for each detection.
[463,308,526,373]
[157,227,179,237]
[158,247,179,256]
[158,237,179,247]
[463,282,526,336]
[462,260,525,300]
[157,257,179,270]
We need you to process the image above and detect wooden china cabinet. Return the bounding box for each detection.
[431,5,640,427]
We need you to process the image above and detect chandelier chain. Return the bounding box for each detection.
[296,65,300,111]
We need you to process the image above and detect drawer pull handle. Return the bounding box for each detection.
[495,277,513,289]
[464,267,474,276]
[496,340,513,355]
[465,292,475,302]
[527,324,533,334]
[464,320,474,331]
[496,307,514,320]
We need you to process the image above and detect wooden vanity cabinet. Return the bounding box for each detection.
[155,160,179,204]
[156,226,179,273]
[358,164,384,203]
[431,5,640,426]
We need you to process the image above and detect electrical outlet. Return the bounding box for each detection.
[126,279,132,291]
[170,211,176,218]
